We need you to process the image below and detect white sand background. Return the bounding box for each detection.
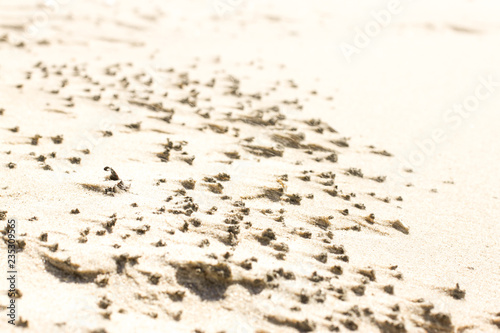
[0,0,499,332]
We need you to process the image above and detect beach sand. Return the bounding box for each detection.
[0,1,499,332]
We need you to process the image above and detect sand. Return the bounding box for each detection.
[0,0,499,332]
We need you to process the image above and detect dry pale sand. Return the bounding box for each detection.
[0,1,499,332]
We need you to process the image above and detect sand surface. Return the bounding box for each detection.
[0,1,499,332]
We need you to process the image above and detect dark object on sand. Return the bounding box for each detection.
[104,166,120,180]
